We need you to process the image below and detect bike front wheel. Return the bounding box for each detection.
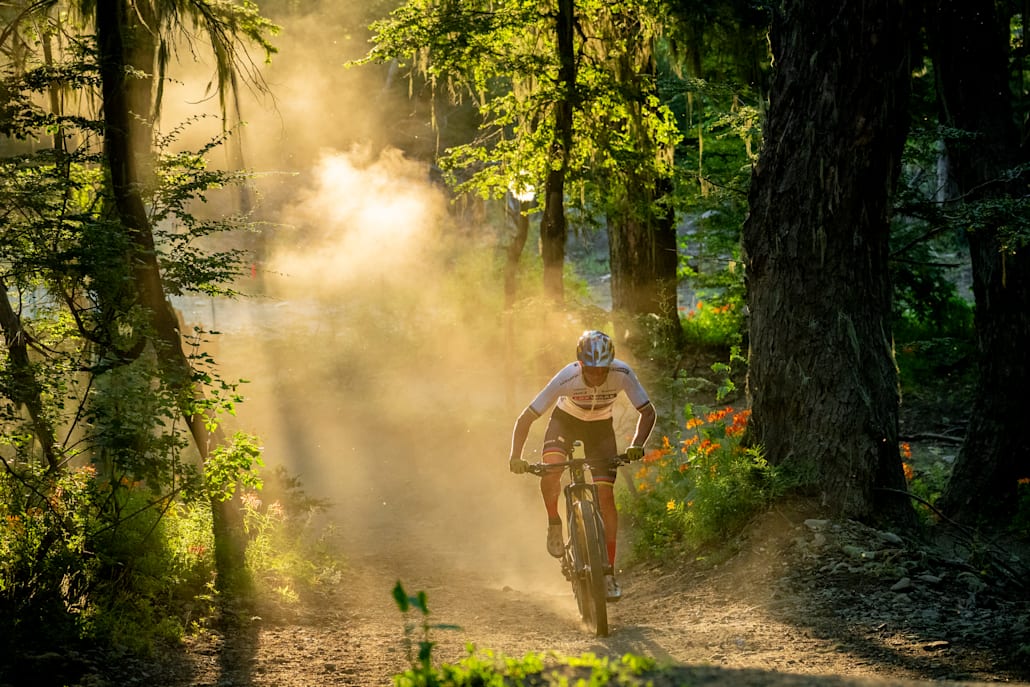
[570,499,609,636]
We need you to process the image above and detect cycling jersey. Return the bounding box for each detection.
[527,360,651,422]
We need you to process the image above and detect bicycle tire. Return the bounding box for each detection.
[571,499,609,636]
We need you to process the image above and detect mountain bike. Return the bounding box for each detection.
[526,444,632,637]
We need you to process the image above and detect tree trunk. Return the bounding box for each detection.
[741,0,916,525]
[504,194,532,310]
[930,0,1030,524]
[0,282,60,471]
[609,176,681,345]
[95,0,248,591]
[539,0,576,305]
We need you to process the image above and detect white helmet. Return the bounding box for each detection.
[576,330,614,367]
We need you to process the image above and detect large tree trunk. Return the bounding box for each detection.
[931,0,1030,524]
[96,0,248,591]
[741,0,916,525]
[539,0,576,305]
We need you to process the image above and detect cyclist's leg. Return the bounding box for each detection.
[595,480,617,568]
[541,410,574,519]
[541,411,574,556]
[584,419,619,568]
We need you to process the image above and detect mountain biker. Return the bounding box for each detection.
[508,329,657,601]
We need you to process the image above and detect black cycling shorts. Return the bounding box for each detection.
[542,407,618,483]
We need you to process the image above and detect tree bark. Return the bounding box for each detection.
[931,0,1030,524]
[0,282,60,471]
[539,0,576,305]
[608,172,681,343]
[96,0,248,591]
[741,0,916,524]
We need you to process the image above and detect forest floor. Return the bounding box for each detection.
[93,491,1030,687]
[23,286,1026,687]
[78,362,1030,687]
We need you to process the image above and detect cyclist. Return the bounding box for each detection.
[508,329,656,600]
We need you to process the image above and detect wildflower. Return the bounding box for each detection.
[1018,477,1030,486]
[666,500,677,512]
[726,409,751,437]
[699,439,719,456]
[705,407,732,424]
[902,463,914,482]
[900,442,912,459]
[686,417,704,430]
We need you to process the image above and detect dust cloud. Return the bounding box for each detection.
[176,145,576,599]
[164,0,632,604]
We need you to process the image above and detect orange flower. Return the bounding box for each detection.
[1018,477,1030,486]
[902,462,914,482]
[726,409,752,437]
[698,439,720,456]
[686,417,704,429]
[705,407,732,423]
[900,442,912,459]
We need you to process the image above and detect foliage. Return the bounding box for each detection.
[620,376,784,560]
[0,47,270,661]
[679,293,745,348]
[898,442,952,525]
[392,580,461,686]
[0,462,99,650]
[242,468,342,606]
[354,0,685,326]
[205,432,263,502]
[389,583,657,686]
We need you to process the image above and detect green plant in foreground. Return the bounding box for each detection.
[389,583,658,686]
[392,581,460,686]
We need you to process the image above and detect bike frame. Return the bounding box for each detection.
[528,447,627,637]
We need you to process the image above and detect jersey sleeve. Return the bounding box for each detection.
[527,363,579,416]
[619,364,651,410]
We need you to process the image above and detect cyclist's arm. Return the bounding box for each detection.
[509,407,540,461]
[630,401,657,448]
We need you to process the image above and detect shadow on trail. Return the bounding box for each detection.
[214,609,261,687]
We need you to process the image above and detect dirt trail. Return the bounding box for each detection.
[145,486,1030,687]
[134,296,1030,687]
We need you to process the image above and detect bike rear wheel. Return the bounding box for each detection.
[570,499,608,636]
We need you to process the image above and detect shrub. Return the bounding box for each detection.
[679,293,745,349]
[621,404,782,561]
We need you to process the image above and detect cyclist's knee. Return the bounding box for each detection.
[542,449,565,464]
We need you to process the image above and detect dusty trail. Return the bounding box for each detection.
[145,295,1030,687]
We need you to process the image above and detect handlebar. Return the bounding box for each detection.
[524,453,632,476]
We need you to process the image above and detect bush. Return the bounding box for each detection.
[620,403,783,561]
[679,293,745,349]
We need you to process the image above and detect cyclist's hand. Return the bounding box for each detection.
[626,445,645,462]
[509,457,529,474]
